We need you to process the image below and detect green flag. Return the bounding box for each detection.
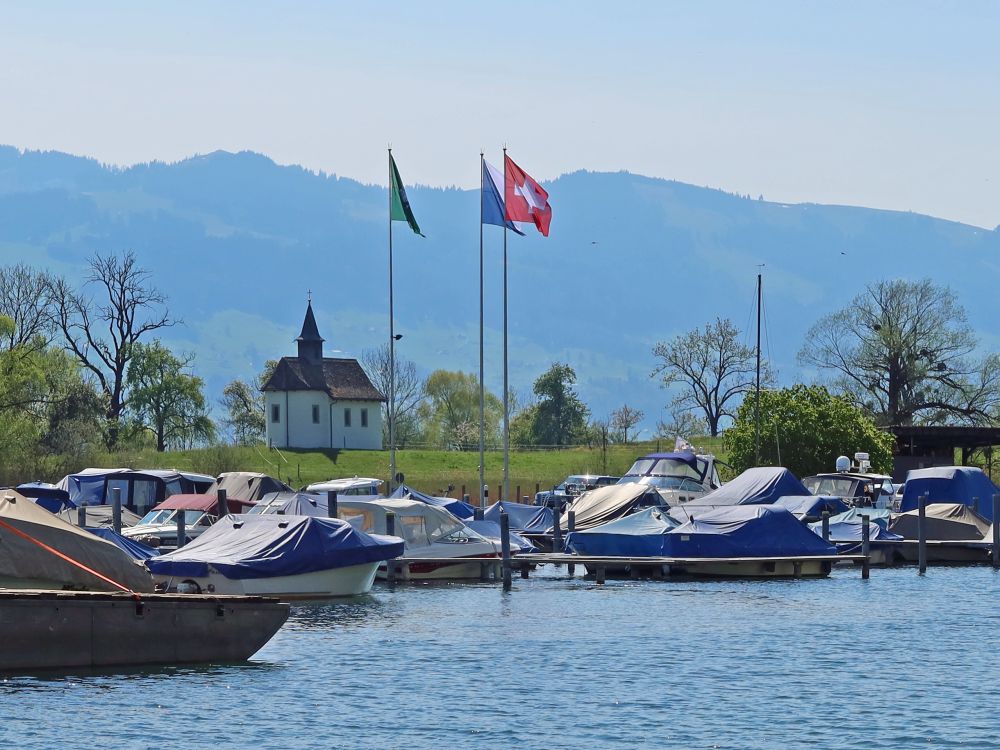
[389,153,424,237]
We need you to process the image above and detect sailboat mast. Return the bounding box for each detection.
[755,272,762,465]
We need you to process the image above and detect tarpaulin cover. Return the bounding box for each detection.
[560,484,665,531]
[209,472,292,502]
[16,482,72,513]
[153,494,255,513]
[0,490,153,592]
[889,503,992,541]
[662,506,836,557]
[900,467,1000,520]
[684,467,810,509]
[87,527,160,561]
[56,468,129,505]
[811,507,893,533]
[390,484,476,519]
[483,501,554,534]
[565,507,678,557]
[464,520,535,553]
[809,516,903,542]
[58,505,142,529]
[146,514,405,580]
[773,495,850,521]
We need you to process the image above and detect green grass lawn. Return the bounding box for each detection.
[92,435,729,503]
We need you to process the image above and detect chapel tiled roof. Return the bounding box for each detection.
[262,357,386,401]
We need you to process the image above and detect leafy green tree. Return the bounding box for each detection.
[531,363,589,446]
[418,370,501,450]
[220,360,277,446]
[509,404,539,447]
[725,384,895,477]
[127,341,215,451]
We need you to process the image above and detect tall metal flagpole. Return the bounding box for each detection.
[388,148,397,492]
[478,153,486,508]
[754,271,762,466]
[502,146,510,503]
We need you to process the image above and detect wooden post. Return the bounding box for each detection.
[566,510,576,577]
[327,490,338,519]
[918,494,928,575]
[386,511,397,583]
[77,504,87,528]
[993,494,1000,569]
[535,482,540,497]
[821,510,830,541]
[176,507,187,548]
[461,485,466,499]
[111,487,122,535]
[861,514,870,580]
[552,507,563,555]
[515,485,520,503]
[497,483,502,502]
[216,488,228,520]
[500,512,512,591]
[520,561,530,579]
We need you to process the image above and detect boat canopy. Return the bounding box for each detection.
[390,484,476,519]
[0,490,153,592]
[621,451,706,481]
[16,482,72,513]
[683,467,809,509]
[305,477,383,497]
[146,514,404,580]
[483,501,553,534]
[663,506,836,558]
[56,468,130,505]
[890,503,992,541]
[772,495,850,521]
[153,494,255,513]
[900,467,1000,520]
[561,484,665,531]
[208,472,292,502]
[565,507,679,557]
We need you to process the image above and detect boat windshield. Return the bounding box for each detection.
[803,476,862,497]
[635,476,706,492]
[620,457,705,483]
[135,509,208,526]
[137,509,173,526]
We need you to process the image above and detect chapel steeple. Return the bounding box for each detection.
[296,296,324,364]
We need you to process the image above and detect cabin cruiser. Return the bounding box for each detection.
[615,451,721,506]
[122,494,254,550]
[305,476,384,498]
[802,453,895,509]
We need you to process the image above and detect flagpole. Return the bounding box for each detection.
[479,152,486,509]
[388,148,397,493]
[502,146,510,503]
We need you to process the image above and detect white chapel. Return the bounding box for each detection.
[262,301,385,450]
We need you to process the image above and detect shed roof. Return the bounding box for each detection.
[261,357,386,401]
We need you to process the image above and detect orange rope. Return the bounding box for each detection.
[0,516,140,600]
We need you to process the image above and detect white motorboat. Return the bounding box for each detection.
[615,450,721,506]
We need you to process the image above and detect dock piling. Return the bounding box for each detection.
[216,488,228,520]
[500,511,512,591]
[595,565,606,585]
[821,510,830,541]
[111,487,122,535]
[918,493,928,575]
[993,494,1000,569]
[327,490,338,519]
[386,511,397,584]
[860,514,870,580]
[552,508,563,555]
[566,511,576,577]
[176,506,187,548]
[77,504,86,528]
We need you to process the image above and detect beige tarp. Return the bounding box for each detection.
[890,503,992,541]
[0,491,153,592]
[560,484,663,531]
[57,505,142,528]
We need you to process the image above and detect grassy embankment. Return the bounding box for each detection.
[88,436,729,501]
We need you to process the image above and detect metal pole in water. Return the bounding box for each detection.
[918,493,928,575]
[327,490,338,519]
[821,510,830,542]
[386,511,397,584]
[176,507,187,548]
[992,493,1000,569]
[112,487,122,535]
[861,514,870,580]
[500,511,512,591]
[77,504,86,528]
[567,510,576,577]
[216,488,228,520]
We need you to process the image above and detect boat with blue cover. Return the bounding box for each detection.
[672,467,811,521]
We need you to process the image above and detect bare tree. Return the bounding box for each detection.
[610,404,644,444]
[652,318,771,436]
[656,405,708,440]
[50,251,175,447]
[0,264,56,352]
[799,278,1000,426]
[360,344,425,447]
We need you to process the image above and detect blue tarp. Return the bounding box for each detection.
[464,520,536,553]
[146,514,404,580]
[565,507,678,557]
[809,517,903,542]
[662,506,836,557]
[773,495,850,520]
[818,507,893,531]
[57,470,126,506]
[390,485,475,519]
[483,501,554,534]
[251,491,328,516]
[684,467,810,508]
[87,527,160,561]
[900,467,1000,520]
[16,482,73,513]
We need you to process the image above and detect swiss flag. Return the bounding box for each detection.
[504,155,552,237]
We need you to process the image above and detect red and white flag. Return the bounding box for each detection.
[504,155,552,237]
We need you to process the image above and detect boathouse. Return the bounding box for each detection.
[262,301,385,450]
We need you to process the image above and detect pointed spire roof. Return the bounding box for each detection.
[296,300,324,344]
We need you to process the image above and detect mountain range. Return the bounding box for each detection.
[2,145,998,436]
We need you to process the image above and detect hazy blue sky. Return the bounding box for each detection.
[3,1,999,227]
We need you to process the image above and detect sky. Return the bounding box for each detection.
[2,1,999,228]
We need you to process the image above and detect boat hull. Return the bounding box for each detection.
[377,555,500,580]
[585,559,833,578]
[155,562,380,599]
[0,589,288,671]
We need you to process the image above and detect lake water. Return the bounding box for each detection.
[3,565,999,749]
